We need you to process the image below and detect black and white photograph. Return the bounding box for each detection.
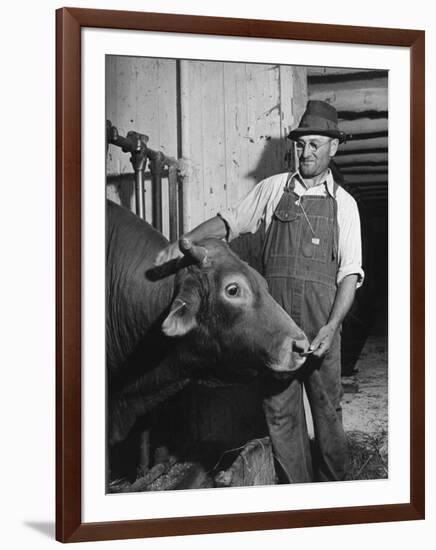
[1,0,430,547]
[105,56,388,493]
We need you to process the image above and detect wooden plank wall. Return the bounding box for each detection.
[307,67,388,209]
[181,62,305,229]
[106,56,178,237]
[106,57,307,240]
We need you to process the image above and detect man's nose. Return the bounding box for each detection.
[301,143,313,157]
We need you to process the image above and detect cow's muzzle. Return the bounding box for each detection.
[268,335,310,373]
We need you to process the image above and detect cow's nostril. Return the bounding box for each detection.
[293,338,309,354]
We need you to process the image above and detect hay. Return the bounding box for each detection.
[110,430,388,493]
[345,430,388,480]
[214,437,276,487]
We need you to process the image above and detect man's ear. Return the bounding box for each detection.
[161,295,199,337]
[329,138,339,157]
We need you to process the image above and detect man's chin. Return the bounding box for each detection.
[299,167,316,178]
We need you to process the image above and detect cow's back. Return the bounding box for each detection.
[106,200,169,268]
[106,200,174,374]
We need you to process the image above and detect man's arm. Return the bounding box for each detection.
[154,175,282,266]
[310,188,364,357]
[154,215,227,265]
[336,191,364,287]
[310,273,358,358]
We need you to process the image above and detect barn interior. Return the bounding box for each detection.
[106,58,388,491]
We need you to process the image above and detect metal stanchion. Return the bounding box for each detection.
[107,121,148,220]
[107,120,184,237]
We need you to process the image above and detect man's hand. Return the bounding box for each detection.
[310,323,338,358]
[154,216,228,267]
[154,241,183,266]
[309,274,359,358]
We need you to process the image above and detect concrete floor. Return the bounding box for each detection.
[342,335,388,436]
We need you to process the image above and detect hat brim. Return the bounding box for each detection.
[287,128,347,143]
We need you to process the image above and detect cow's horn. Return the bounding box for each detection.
[179,237,207,263]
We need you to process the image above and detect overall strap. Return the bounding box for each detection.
[284,171,297,193]
[331,181,339,261]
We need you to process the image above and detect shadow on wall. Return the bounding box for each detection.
[230,137,293,273]
[245,137,294,184]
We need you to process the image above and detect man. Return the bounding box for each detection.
[155,100,364,483]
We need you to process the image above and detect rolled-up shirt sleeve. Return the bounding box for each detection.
[218,177,278,242]
[337,191,365,288]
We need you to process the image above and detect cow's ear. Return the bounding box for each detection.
[162,297,198,337]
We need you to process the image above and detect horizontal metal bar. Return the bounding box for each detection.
[106,171,170,183]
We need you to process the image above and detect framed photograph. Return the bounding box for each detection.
[56,7,425,543]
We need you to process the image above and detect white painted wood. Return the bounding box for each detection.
[335,152,388,165]
[155,59,178,238]
[200,62,227,221]
[181,61,306,229]
[180,60,193,233]
[222,62,251,209]
[106,57,308,234]
[278,65,295,170]
[106,183,121,206]
[310,86,388,112]
[307,67,376,77]
[339,118,388,135]
[105,56,177,234]
[181,61,206,230]
[340,136,388,151]
[245,63,281,184]
[291,66,309,174]
[312,77,388,93]
[291,66,309,132]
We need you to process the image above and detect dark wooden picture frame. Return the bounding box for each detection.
[56,7,425,543]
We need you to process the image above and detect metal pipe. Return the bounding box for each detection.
[126,131,148,220]
[107,120,184,230]
[167,164,179,241]
[148,151,164,232]
[107,121,149,219]
[134,169,145,219]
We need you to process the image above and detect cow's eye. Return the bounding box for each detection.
[225,283,240,297]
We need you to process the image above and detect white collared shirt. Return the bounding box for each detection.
[219,169,364,287]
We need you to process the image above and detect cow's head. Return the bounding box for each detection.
[161,237,309,376]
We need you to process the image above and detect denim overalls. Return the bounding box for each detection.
[262,176,348,483]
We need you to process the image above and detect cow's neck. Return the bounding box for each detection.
[108,272,180,400]
[107,245,176,375]
[121,269,175,352]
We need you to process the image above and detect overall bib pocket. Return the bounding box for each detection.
[300,214,332,263]
[267,210,301,259]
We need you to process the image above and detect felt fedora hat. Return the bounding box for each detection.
[287,100,347,143]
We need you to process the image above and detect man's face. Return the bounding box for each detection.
[296,135,339,178]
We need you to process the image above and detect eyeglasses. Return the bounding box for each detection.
[295,139,332,153]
